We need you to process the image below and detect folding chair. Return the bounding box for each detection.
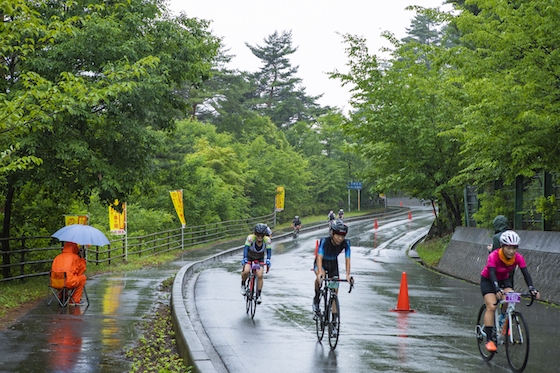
[47,271,77,307]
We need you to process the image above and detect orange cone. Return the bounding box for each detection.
[408,211,412,220]
[374,219,378,229]
[390,272,415,312]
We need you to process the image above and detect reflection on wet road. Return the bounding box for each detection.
[191,209,560,373]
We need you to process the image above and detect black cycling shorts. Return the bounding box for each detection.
[314,258,339,278]
[480,276,512,296]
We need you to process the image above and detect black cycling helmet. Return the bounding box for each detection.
[330,219,348,235]
[254,223,268,235]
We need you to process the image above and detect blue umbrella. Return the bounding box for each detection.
[52,224,110,246]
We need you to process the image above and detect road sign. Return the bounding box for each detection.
[347,181,362,190]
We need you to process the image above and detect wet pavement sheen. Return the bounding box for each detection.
[188,210,560,373]
[0,246,226,373]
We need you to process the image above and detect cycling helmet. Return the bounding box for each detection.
[330,219,348,235]
[339,209,344,212]
[499,230,520,246]
[295,216,299,219]
[254,223,268,235]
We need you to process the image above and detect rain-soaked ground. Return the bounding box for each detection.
[1,208,559,373]
[187,210,560,373]
[0,240,245,373]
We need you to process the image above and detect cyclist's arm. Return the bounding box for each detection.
[242,245,249,262]
[519,267,534,288]
[345,241,351,281]
[488,267,501,293]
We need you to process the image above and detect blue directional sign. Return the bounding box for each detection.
[347,181,362,190]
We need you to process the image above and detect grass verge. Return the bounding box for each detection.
[125,277,191,373]
[415,234,451,267]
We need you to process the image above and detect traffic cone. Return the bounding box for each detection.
[408,211,412,220]
[390,272,415,312]
[374,219,378,229]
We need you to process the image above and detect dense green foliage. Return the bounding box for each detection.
[0,0,373,253]
[329,1,560,232]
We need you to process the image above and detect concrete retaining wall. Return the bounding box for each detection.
[437,226,560,304]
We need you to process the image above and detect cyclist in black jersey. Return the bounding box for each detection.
[312,219,351,314]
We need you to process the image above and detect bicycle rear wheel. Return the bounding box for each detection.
[476,304,495,361]
[315,289,326,341]
[250,276,258,319]
[506,311,530,373]
[328,295,340,350]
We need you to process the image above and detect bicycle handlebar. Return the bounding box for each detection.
[493,291,535,307]
[321,276,355,293]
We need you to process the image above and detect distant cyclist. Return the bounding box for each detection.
[291,216,302,234]
[480,230,539,353]
[240,223,272,304]
[313,219,351,329]
[338,209,344,220]
[327,210,336,226]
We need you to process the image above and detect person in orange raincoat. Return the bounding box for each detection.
[51,242,87,304]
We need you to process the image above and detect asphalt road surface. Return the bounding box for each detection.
[188,209,560,373]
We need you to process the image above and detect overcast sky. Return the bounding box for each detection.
[167,0,450,111]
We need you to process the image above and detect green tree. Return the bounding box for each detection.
[0,0,220,276]
[448,0,560,186]
[331,26,464,232]
[246,30,326,128]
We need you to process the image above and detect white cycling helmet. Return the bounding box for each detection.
[500,230,520,246]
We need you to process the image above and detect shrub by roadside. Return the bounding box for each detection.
[415,234,451,267]
[125,277,192,373]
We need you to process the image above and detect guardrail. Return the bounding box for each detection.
[0,213,275,282]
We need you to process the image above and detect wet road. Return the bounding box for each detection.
[190,210,560,373]
[0,242,243,373]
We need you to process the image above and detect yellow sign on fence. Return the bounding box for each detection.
[169,190,186,228]
[275,186,285,212]
[64,215,89,226]
[109,200,126,235]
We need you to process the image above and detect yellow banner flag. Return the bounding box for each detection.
[109,200,126,235]
[275,186,285,212]
[169,190,186,228]
[64,215,89,226]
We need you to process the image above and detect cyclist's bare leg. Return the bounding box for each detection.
[483,292,498,327]
[241,263,251,284]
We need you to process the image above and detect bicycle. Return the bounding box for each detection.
[244,260,267,319]
[292,226,300,239]
[475,292,535,373]
[314,276,354,350]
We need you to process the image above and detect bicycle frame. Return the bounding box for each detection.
[495,292,534,343]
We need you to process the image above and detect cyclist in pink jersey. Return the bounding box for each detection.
[479,230,539,352]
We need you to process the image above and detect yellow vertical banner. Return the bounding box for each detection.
[64,215,89,226]
[169,190,186,228]
[109,200,126,235]
[275,186,285,212]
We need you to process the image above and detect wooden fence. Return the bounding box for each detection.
[0,213,276,282]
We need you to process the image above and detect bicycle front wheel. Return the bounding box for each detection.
[506,311,530,373]
[315,289,326,341]
[328,295,340,350]
[476,304,495,361]
[250,276,258,319]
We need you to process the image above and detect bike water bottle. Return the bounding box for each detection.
[498,314,505,330]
